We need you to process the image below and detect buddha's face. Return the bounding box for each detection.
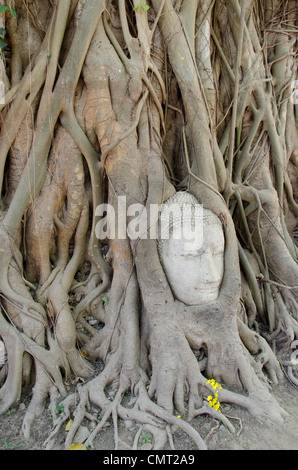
[160,217,225,305]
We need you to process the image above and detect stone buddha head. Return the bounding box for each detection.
[158,192,224,305]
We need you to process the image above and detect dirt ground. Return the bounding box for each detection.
[1,375,298,451]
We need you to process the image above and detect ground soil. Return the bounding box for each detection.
[1,375,298,451]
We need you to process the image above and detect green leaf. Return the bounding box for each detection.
[0,5,8,13]
[9,4,16,17]
[102,296,108,305]
[0,27,6,36]
[0,37,7,48]
[133,3,149,11]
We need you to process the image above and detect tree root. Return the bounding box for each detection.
[44,350,284,452]
[41,316,287,451]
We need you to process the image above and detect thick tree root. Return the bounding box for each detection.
[40,310,287,451]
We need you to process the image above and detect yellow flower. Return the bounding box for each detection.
[206,378,222,412]
[206,379,222,390]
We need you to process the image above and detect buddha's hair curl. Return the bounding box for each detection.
[157,191,223,251]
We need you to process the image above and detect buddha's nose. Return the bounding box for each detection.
[202,251,221,284]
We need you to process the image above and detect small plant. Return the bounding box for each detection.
[56,403,64,415]
[141,433,152,444]
[0,4,17,54]
[206,379,222,412]
[0,4,16,17]
[1,438,20,450]
[0,25,6,49]
[1,407,16,416]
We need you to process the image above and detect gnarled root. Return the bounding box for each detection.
[42,292,287,451]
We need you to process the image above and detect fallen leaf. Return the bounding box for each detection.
[68,443,87,450]
[65,420,73,431]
